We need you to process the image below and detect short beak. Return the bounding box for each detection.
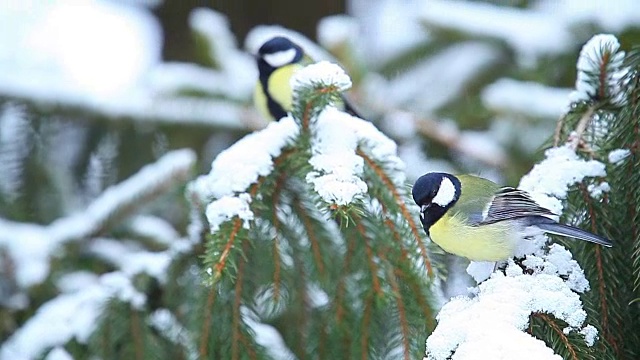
[419,204,428,219]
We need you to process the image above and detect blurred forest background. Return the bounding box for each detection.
[1,0,639,359]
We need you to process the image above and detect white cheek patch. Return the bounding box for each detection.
[432,177,456,206]
[263,49,297,68]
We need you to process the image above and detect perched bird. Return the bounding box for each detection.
[254,36,361,121]
[412,172,612,262]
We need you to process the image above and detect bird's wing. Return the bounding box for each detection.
[477,187,555,225]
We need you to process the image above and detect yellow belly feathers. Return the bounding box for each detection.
[429,212,518,261]
[254,64,300,121]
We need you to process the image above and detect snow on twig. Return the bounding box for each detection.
[188,117,299,233]
[570,34,628,106]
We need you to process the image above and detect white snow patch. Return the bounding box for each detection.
[570,34,628,105]
[206,193,254,232]
[241,307,296,360]
[581,325,598,347]
[149,309,198,360]
[291,61,352,93]
[307,283,330,308]
[382,42,500,112]
[0,103,30,202]
[56,271,100,294]
[317,15,358,48]
[421,0,571,66]
[482,79,572,118]
[535,0,640,33]
[148,62,252,100]
[44,347,73,360]
[397,140,456,182]
[426,260,591,360]
[307,108,367,205]
[519,145,605,215]
[380,111,416,140]
[89,238,178,284]
[521,244,589,293]
[128,215,181,246]
[349,0,429,66]
[188,8,255,97]
[466,261,496,284]
[0,4,250,130]
[457,131,507,166]
[189,117,299,203]
[0,1,160,99]
[608,148,630,164]
[587,182,610,199]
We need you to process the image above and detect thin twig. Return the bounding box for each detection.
[130,308,144,360]
[199,289,217,357]
[567,106,595,150]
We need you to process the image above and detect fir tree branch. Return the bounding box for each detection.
[395,265,435,331]
[354,216,382,296]
[360,294,374,360]
[239,335,258,360]
[294,200,325,276]
[0,149,196,288]
[232,240,248,360]
[130,308,144,360]
[102,315,111,359]
[382,255,411,360]
[291,241,310,357]
[199,288,217,358]
[357,149,433,276]
[533,313,579,360]
[379,201,410,260]
[379,205,435,328]
[578,183,618,355]
[271,174,286,301]
[212,218,243,282]
[335,232,357,324]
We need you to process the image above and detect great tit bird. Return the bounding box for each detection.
[412,172,612,262]
[254,36,361,121]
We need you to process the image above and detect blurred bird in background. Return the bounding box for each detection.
[254,36,361,121]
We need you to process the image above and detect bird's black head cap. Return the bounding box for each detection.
[258,36,298,55]
[412,172,461,233]
[256,36,304,81]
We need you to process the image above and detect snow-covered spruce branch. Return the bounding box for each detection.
[0,149,196,289]
[188,61,435,359]
[1,272,146,360]
[555,34,629,148]
[2,148,198,360]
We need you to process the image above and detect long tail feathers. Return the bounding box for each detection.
[535,222,613,247]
